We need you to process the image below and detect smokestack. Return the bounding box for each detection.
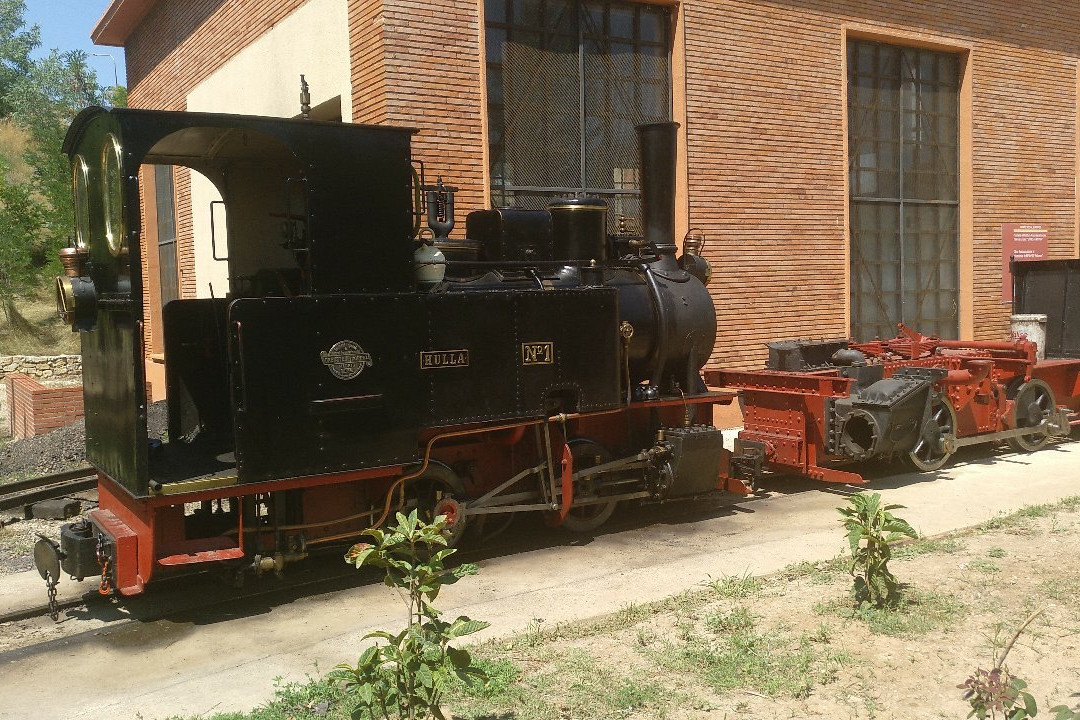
[636,121,680,254]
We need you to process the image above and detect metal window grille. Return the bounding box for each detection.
[154,165,180,306]
[485,0,672,230]
[848,41,960,341]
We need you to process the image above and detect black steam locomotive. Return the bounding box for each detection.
[39,107,734,596]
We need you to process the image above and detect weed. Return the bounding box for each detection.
[702,571,762,599]
[779,555,847,585]
[705,607,757,634]
[173,675,347,720]
[987,547,1007,558]
[617,601,650,624]
[823,589,965,637]
[978,504,1052,534]
[1038,574,1080,605]
[960,610,1045,720]
[450,658,522,700]
[657,608,848,699]
[611,678,662,712]
[967,558,1001,575]
[837,493,918,608]
[636,626,656,647]
[809,622,832,644]
[333,510,489,720]
[893,535,966,559]
[525,617,546,646]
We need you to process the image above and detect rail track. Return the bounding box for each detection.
[0,466,97,513]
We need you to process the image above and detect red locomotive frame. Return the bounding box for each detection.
[707,324,1080,487]
[91,395,735,596]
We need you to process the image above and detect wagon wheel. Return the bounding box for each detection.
[905,396,957,472]
[559,439,619,534]
[1007,379,1056,453]
[404,462,468,547]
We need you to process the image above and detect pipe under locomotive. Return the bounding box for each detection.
[38,108,738,597]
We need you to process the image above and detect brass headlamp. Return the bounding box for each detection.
[55,246,96,331]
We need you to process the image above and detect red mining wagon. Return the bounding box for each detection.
[707,259,1080,487]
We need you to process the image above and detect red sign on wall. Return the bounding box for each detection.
[1002,223,1049,302]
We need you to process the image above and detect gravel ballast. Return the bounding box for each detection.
[1,401,168,481]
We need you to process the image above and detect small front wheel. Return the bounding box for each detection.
[404,463,468,547]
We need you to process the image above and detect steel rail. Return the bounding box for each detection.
[0,466,97,512]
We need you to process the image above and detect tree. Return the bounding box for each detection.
[0,162,45,327]
[0,0,39,118]
[0,2,126,329]
[8,48,106,244]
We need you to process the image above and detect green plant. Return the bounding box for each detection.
[702,571,762,599]
[837,493,918,608]
[333,510,490,720]
[957,609,1080,720]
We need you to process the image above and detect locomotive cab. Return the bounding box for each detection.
[59,108,418,496]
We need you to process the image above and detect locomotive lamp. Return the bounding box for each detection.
[679,228,712,284]
[55,246,97,331]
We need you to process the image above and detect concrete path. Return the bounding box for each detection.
[0,439,1077,720]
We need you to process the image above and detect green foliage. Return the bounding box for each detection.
[702,572,762,599]
[8,48,106,245]
[959,668,1036,720]
[0,2,126,323]
[837,492,918,608]
[333,510,490,720]
[839,590,965,637]
[0,163,44,325]
[659,607,849,700]
[0,1,38,118]
[959,610,1080,720]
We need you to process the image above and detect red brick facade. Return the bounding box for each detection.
[105,0,1080,371]
[684,1,1079,368]
[6,374,84,439]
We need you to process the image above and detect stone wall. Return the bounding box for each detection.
[0,355,82,381]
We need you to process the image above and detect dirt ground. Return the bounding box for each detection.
[2,439,1079,720]
[446,501,1080,720]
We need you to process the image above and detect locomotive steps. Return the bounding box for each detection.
[0,436,1078,719]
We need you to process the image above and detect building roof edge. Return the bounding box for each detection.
[91,0,158,47]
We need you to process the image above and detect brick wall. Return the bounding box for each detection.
[119,0,1080,373]
[686,0,1078,369]
[375,0,488,216]
[6,374,85,440]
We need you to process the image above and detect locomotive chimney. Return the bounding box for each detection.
[636,121,680,256]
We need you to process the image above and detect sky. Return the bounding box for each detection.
[23,0,127,87]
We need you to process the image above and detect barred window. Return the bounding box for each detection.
[485,0,672,229]
[848,40,960,340]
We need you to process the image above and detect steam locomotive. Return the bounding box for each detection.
[34,106,1080,602]
[38,108,736,597]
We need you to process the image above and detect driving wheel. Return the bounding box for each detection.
[905,396,957,472]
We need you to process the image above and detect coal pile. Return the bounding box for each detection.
[1,401,168,480]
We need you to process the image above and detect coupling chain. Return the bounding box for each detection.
[96,535,112,596]
[46,577,59,621]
